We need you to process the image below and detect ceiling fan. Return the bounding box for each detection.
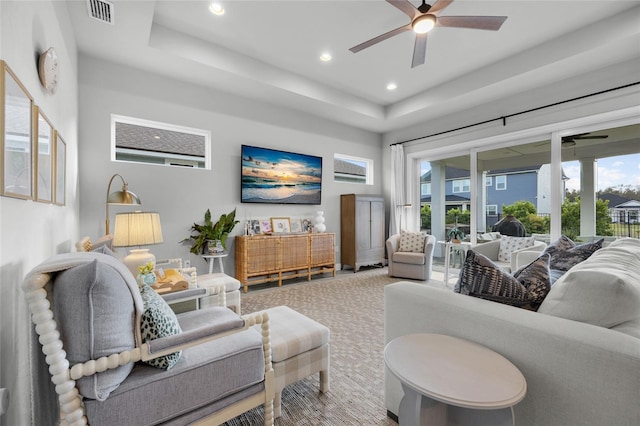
[561,133,609,147]
[349,0,507,68]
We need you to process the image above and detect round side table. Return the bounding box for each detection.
[385,333,526,426]
[201,252,228,274]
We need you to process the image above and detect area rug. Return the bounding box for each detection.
[223,268,446,425]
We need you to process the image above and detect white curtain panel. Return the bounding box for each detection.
[390,145,405,235]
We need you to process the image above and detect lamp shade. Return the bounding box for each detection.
[112,211,163,247]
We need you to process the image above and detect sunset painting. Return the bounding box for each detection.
[241,145,322,204]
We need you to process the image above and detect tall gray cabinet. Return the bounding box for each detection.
[340,194,386,272]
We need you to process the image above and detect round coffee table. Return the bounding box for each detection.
[385,333,526,426]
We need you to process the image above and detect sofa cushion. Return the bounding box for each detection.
[139,284,183,369]
[398,231,426,253]
[455,250,551,311]
[538,239,640,337]
[53,259,136,401]
[543,235,603,271]
[498,235,535,262]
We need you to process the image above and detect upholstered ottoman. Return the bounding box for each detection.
[253,306,330,417]
[197,272,242,314]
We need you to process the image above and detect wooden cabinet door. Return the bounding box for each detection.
[245,237,280,274]
[356,199,372,251]
[281,235,309,270]
[370,199,385,250]
[311,233,335,266]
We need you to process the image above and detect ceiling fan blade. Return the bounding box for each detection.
[411,32,428,68]
[437,15,507,31]
[386,0,419,20]
[349,24,412,53]
[428,0,454,15]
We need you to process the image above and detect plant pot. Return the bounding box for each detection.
[206,239,224,254]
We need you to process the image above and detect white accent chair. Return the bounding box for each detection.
[471,238,547,272]
[22,252,274,425]
[386,233,437,281]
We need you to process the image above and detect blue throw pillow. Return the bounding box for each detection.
[139,284,182,369]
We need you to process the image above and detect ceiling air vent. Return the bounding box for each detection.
[86,0,114,25]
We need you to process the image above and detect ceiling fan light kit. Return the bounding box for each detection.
[350,0,507,68]
[412,14,436,33]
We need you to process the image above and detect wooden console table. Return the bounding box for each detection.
[235,233,336,292]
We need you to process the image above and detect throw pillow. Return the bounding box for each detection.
[497,235,535,262]
[538,239,640,337]
[53,259,135,401]
[543,236,604,272]
[398,231,426,253]
[455,250,551,311]
[139,284,183,369]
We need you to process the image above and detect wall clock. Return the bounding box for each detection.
[38,47,58,94]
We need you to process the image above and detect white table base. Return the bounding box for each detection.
[399,383,514,426]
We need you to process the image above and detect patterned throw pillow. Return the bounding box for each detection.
[398,231,426,253]
[455,250,551,311]
[497,235,536,262]
[543,236,604,272]
[139,284,182,369]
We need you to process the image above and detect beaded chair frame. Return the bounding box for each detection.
[22,271,274,426]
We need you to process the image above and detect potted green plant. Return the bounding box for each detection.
[447,227,465,243]
[183,208,239,255]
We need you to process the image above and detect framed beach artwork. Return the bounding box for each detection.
[241,145,322,205]
[271,217,291,233]
[260,219,272,234]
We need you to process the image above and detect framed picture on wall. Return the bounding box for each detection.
[271,217,291,233]
[35,106,54,203]
[54,132,66,206]
[1,61,34,200]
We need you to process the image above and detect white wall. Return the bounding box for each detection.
[0,1,79,425]
[78,56,383,275]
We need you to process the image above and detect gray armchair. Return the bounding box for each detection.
[386,233,436,280]
[22,252,274,425]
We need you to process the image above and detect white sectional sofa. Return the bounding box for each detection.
[384,238,640,426]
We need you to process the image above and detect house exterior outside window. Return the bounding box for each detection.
[495,175,507,190]
[452,179,470,193]
[486,205,498,216]
[421,182,431,196]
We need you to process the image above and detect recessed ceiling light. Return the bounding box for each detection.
[154,135,161,139]
[209,2,224,15]
[320,53,332,62]
[386,82,398,91]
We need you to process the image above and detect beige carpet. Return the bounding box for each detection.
[223,267,446,425]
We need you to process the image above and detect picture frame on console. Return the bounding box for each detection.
[271,217,291,233]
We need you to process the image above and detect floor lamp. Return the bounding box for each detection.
[105,174,141,235]
[112,211,164,277]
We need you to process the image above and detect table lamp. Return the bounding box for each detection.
[112,211,163,276]
[105,174,141,235]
